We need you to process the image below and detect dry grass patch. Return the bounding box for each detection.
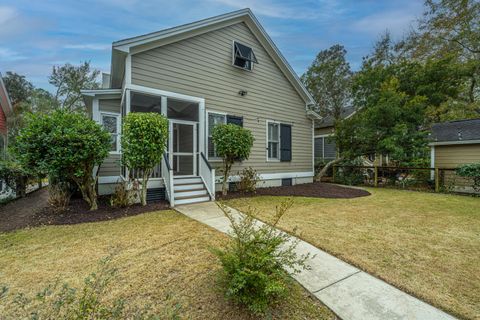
[225,188,480,320]
[0,210,334,319]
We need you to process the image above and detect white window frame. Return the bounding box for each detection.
[314,133,334,160]
[206,110,227,161]
[266,120,281,162]
[101,112,121,154]
[232,40,254,72]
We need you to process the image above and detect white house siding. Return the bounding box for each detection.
[131,22,313,177]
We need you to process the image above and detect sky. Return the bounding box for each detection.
[0,0,424,92]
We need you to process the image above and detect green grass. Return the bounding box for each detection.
[225,188,480,320]
[0,210,335,319]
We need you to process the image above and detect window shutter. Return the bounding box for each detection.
[280,124,292,162]
[227,115,243,127]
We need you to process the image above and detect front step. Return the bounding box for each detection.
[173,176,211,205]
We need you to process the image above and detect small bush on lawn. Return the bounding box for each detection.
[335,158,365,186]
[0,254,181,319]
[456,163,480,192]
[237,167,260,193]
[212,199,310,315]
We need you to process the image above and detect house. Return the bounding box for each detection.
[429,118,480,192]
[314,107,355,163]
[81,9,318,206]
[0,72,12,158]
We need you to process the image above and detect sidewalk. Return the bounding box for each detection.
[175,202,456,320]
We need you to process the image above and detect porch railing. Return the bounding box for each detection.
[130,163,161,180]
[199,152,215,200]
[161,152,174,206]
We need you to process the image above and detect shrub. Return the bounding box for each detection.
[0,255,181,319]
[110,179,140,208]
[122,113,168,206]
[13,111,111,210]
[212,124,254,196]
[456,163,480,192]
[212,200,310,314]
[237,167,260,193]
[335,158,365,186]
[0,160,32,198]
[48,182,71,211]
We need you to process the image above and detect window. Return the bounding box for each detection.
[233,41,258,71]
[267,122,280,160]
[207,112,226,159]
[314,135,336,160]
[101,113,120,153]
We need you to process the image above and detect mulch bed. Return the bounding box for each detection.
[0,190,169,233]
[216,182,370,200]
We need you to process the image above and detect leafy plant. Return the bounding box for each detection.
[212,124,254,196]
[237,167,260,193]
[0,160,32,198]
[12,110,111,210]
[335,158,365,186]
[456,163,480,192]
[122,113,168,206]
[212,200,310,314]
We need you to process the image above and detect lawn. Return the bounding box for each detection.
[225,188,480,320]
[0,210,334,319]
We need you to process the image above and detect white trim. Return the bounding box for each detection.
[428,139,480,146]
[98,176,124,184]
[314,133,333,138]
[92,98,100,122]
[206,110,227,161]
[266,120,281,162]
[100,112,121,154]
[81,89,122,97]
[126,84,205,103]
[216,171,314,183]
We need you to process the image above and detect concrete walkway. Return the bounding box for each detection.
[175,202,456,320]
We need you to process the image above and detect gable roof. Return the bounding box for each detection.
[109,8,315,105]
[315,106,356,129]
[430,118,480,145]
[0,72,13,116]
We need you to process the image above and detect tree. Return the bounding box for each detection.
[49,62,100,112]
[301,44,352,121]
[2,72,33,106]
[212,124,254,196]
[121,113,168,206]
[13,111,111,210]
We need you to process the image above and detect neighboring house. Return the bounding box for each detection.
[0,72,13,199]
[81,9,318,206]
[429,118,480,192]
[314,107,354,163]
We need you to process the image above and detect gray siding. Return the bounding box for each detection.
[99,98,121,177]
[131,22,313,174]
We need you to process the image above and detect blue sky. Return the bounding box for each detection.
[0,0,424,91]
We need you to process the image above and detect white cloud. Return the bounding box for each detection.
[352,6,421,39]
[0,47,26,61]
[64,43,111,50]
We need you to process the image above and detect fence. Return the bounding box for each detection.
[329,165,475,194]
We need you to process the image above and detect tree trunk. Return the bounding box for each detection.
[222,161,232,196]
[141,171,149,206]
[316,158,343,181]
[75,175,98,211]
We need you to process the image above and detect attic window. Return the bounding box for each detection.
[233,41,257,71]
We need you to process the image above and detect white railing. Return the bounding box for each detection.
[161,153,175,206]
[199,152,215,200]
[131,163,161,180]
